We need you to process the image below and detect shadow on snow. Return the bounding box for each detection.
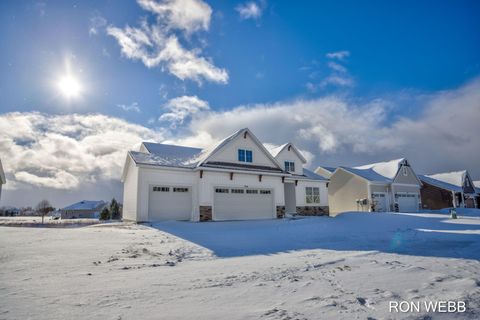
[147,212,480,260]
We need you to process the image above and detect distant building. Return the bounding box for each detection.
[60,200,107,219]
[0,158,5,202]
[420,170,477,209]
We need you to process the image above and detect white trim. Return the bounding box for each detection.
[196,166,287,177]
[273,143,307,163]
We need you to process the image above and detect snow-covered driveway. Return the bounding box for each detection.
[1,212,479,319]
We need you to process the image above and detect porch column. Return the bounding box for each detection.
[461,191,465,208]
[452,191,457,208]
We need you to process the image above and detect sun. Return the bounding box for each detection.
[57,75,82,98]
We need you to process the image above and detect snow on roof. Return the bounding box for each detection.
[62,200,106,211]
[474,181,480,194]
[340,166,392,183]
[194,128,245,166]
[130,147,203,168]
[267,143,289,158]
[318,166,336,173]
[303,168,328,181]
[425,170,467,188]
[354,158,406,180]
[419,175,463,193]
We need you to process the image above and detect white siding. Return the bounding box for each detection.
[198,171,285,208]
[274,147,304,175]
[208,134,278,168]
[137,167,199,222]
[295,180,328,206]
[122,158,139,221]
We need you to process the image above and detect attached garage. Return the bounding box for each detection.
[213,187,275,221]
[396,192,418,212]
[148,185,192,221]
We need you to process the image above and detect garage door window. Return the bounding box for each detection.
[260,189,271,194]
[246,189,258,194]
[216,188,229,193]
[153,186,170,192]
[231,188,244,194]
[173,187,189,192]
[306,187,320,204]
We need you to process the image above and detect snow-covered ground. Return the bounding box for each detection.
[1,211,479,319]
[0,216,111,227]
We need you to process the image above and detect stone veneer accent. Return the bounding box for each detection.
[276,206,285,219]
[199,206,212,222]
[294,206,329,216]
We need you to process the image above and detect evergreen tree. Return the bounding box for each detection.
[110,198,120,220]
[100,207,110,220]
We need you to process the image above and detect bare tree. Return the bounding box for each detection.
[36,200,53,224]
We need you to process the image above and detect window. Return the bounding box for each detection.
[285,161,295,172]
[246,189,258,194]
[153,186,169,192]
[231,188,244,194]
[306,187,320,203]
[238,149,253,163]
[215,188,229,193]
[259,189,271,194]
[173,187,189,192]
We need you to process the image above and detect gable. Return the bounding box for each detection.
[202,129,281,169]
[274,144,306,175]
[463,173,476,194]
[393,164,422,186]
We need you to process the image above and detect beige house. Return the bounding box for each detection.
[327,158,422,216]
[314,166,336,179]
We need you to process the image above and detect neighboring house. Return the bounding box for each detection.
[0,158,5,202]
[419,171,477,209]
[60,200,107,219]
[314,166,336,179]
[328,158,422,216]
[474,181,480,209]
[121,128,328,222]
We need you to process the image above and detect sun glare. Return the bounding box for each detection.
[57,75,82,98]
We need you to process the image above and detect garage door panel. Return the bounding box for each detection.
[214,188,274,221]
[149,186,192,221]
[396,193,418,212]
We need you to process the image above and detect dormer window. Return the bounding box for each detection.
[238,149,253,163]
[285,161,295,172]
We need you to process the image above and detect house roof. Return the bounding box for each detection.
[339,166,392,183]
[302,168,328,181]
[62,200,106,211]
[354,158,406,180]
[130,143,204,169]
[474,180,480,194]
[0,158,5,184]
[267,142,307,163]
[425,170,467,188]
[419,175,463,193]
[318,166,336,173]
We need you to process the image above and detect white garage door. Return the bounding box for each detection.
[148,186,192,221]
[372,192,387,212]
[213,187,274,221]
[396,193,418,212]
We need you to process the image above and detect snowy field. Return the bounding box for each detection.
[1,211,480,320]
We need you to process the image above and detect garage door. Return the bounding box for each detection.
[213,187,274,221]
[396,193,418,212]
[148,186,192,221]
[372,193,387,212]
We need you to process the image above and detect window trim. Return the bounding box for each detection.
[285,161,295,172]
[238,149,253,163]
[305,187,320,204]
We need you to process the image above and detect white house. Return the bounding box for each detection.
[60,200,107,219]
[328,158,423,216]
[0,158,5,202]
[121,128,328,222]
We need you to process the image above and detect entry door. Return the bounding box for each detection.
[284,183,297,214]
[372,193,387,212]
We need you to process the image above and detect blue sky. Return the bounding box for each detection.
[0,0,479,207]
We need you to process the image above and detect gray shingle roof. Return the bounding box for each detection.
[62,200,106,211]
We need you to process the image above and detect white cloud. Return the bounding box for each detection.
[117,102,141,112]
[159,95,210,127]
[326,50,350,60]
[137,0,212,34]
[236,1,263,20]
[89,12,107,35]
[107,0,228,84]
[307,55,354,91]
[0,112,166,191]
